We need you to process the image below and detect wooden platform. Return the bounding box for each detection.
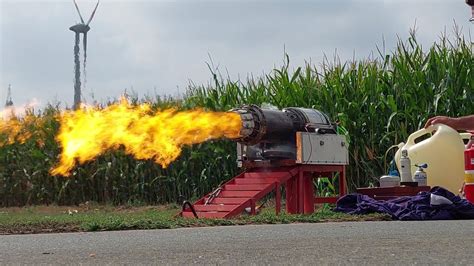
[356,186,431,200]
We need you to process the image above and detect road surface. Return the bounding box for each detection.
[1,220,473,265]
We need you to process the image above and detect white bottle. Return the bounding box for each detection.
[400,149,412,182]
[413,163,428,186]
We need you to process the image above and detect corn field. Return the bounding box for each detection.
[0,32,473,206]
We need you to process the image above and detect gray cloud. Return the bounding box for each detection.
[0,0,472,108]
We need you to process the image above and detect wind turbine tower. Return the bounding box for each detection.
[5,84,13,108]
[70,0,99,110]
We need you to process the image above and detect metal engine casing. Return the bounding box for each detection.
[230,105,348,166]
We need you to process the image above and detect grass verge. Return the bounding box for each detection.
[0,205,390,234]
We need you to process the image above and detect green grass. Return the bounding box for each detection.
[0,205,390,234]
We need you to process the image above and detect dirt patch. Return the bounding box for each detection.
[0,204,171,215]
[0,222,82,235]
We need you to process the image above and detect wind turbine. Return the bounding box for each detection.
[70,0,99,110]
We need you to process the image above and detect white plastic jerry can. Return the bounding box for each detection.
[395,124,465,193]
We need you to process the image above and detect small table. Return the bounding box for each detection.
[356,186,431,200]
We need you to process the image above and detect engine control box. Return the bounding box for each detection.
[295,132,349,165]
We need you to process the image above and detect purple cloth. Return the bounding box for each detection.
[334,186,474,220]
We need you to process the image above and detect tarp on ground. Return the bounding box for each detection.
[334,186,474,220]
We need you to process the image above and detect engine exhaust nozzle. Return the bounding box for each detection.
[229,105,335,145]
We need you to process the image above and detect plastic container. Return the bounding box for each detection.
[464,136,474,203]
[379,175,400,187]
[395,124,465,193]
[465,184,474,203]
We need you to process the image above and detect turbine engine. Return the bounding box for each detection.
[229,105,347,165]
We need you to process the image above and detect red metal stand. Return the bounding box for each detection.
[181,161,346,218]
[285,164,346,215]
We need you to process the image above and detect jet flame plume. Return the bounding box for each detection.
[51,99,242,176]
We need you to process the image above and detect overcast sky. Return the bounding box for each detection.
[0,0,472,108]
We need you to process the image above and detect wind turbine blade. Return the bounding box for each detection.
[73,0,85,24]
[86,0,100,26]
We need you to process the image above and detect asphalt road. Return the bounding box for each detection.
[1,220,473,265]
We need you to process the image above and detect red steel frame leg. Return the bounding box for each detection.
[303,172,314,214]
[339,166,346,196]
[286,176,298,214]
[298,169,305,213]
[275,182,281,215]
[250,199,256,215]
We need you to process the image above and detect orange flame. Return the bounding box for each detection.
[0,116,29,145]
[51,99,242,176]
[0,101,42,146]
